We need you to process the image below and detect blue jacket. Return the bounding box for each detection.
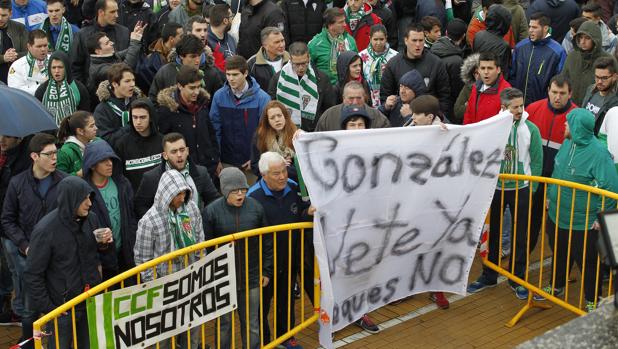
[510,36,566,106]
[82,140,137,276]
[209,76,271,167]
[39,20,80,47]
[11,0,47,32]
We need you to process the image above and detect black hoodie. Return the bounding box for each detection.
[333,51,371,104]
[112,98,163,191]
[473,4,512,79]
[34,51,91,113]
[24,176,102,314]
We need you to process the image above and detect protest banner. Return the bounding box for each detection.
[87,243,237,349]
[294,114,513,348]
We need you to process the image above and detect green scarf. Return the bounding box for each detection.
[345,6,366,32]
[42,79,80,125]
[25,52,48,78]
[327,31,346,81]
[168,205,196,250]
[276,61,319,124]
[41,17,73,54]
[106,100,130,127]
[366,43,389,92]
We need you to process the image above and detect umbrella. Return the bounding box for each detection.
[0,85,58,137]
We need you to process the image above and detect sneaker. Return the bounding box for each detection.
[509,284,529,300]
[0,311,21,326]
[282,337,303,349]
[466,276,497,294]
[533,286,564,301]
[585,301,597,313]
[355,314,380,333]
[430,292,449,309]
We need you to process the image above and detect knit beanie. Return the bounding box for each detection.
[220,167,249,198]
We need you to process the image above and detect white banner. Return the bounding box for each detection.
[87,243,237,349]
[294,114,512,348]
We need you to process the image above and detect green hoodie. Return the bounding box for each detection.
[562,21,614,106]
[548,108,618,230]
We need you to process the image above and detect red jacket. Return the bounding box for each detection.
[467,15,516,49]
[526,98,578,176]
[463,75,511,125]
[345,3,382,52]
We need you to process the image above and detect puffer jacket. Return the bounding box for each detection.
[526,0,580,43]
[24,176,101,314]
[344,2,382,52]
[562,21,615,106]
[473,5,513,79]
[510,36,567,106]
[209,76,271,167]
[202,195,272,290]
[463,74,512,125]
[82,140,137,277]
[157,86,220,175]
[453,53,479,124]
[548,108,618,230]
[134,170,204,282]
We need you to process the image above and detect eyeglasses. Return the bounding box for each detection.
[595,75,613,81]
[230,188,248,194]
[39,150,58,158]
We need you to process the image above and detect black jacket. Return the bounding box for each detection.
[247,48,290,93]
[118,0,158,47]
[202,196,272,289]
[113,100,163,191]
[1,168,67,254]
[148,59,225,103]
[281,0,325,44]
[93,81,142,146]
[267,63,336,131]
[24,176,101,314]
[526,0,581,43]
[71,22,131,84]
[380,50,451,114]
[156,86,220,176]
[0,140,30,238]
[333,51,371,104]
[392,0,416,17]
[372,1,398,49]
[473,5,512,79]
[87,38,142,95]
[237,0,287,59]
[430,36,464,119]
[82,140,137,276]
[134,160,220,219]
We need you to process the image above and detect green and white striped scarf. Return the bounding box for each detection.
[276,61,319,124]
[41,17,73,54]
[42,79,80,125]
[25,52,48,78]
[106,101,130,127]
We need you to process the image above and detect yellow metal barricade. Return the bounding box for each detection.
[483,174,618,327]
[32,222,318,349]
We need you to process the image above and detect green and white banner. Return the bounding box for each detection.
[87,243,237,348]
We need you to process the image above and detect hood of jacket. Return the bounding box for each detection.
[82,140,121,179]
[253,46,290,66]
[56,176,96,226]
[157,86,210,112]
[399,69,427,96]
[566,108,594,146]
[460,53,480,86]
[336,50,362,85]
[574,20,603,54]
[486,4,512,37]
[47,51,74,83]
[96,80,143,102]
[153,170,192,214]
[128,98,158,138]
[430,36,463,58]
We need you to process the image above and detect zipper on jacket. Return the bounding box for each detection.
[523,45,534,103]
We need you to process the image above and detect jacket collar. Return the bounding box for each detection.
[253,47,290,65]
[475,74,504,95]
[546,98,575,114]
[254,178,295,197]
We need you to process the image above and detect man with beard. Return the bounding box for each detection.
[38,0,79,55]
[207,3,236,71]
[35,51,90,125]
[581,57,618,134]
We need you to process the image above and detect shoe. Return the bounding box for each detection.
[282,337,303,349]
[466,276,497,294]
[0,311,21,326]
[430,292,449,309]
[509,284,529,300]
[585,301,597,313]
[533,286,564,301]
[501,248,511,259]
[355,314,380,333]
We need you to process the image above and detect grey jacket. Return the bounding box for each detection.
[315,103,391,131]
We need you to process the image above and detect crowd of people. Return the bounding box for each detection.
[1,0,618,348]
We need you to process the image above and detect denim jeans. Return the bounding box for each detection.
[217,287,260,349]
[0,239,13,300]
[46,310,89,349]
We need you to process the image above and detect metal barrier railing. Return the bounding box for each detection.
[32,222,318,349]
[483,174,618,327]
